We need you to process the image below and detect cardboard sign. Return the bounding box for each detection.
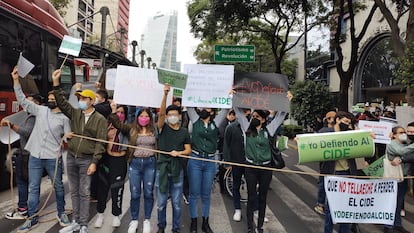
[362,156,384,177]
[58,35,82,57]
[157,68,188,89]
[358,120,393,144]
[232,72,290,112]
[325,176,397,225]
[296,130,375,163]
[182,64,234,108]
[113,65,173,108]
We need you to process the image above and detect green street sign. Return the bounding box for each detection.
[214,45,255,62]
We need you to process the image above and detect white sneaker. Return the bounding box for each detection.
[59,220,80,233]
[94,213,104,228]
[254,210,269,223]
[127,220,138,233]
[142,219,151,233]
[112,215,121,227]
[79,226,88,233]
[233,209,242,221]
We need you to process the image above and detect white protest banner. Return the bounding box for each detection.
[113,65,173,108]
[325,176,397,225]
[105,68,117,90]
[59,35,82,57]
[0,111,29,144]
[182,64,234,108]
[17,53,34,78]
[358,120,393,144]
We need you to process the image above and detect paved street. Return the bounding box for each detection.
[0,147,413,233]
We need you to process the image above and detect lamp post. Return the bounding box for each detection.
[131,40,138,65]
[140,50,146,68]
[257,54,263,72]
[152,63,157,69]
[147,57,152,69]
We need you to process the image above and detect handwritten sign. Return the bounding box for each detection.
[182,64,233,108]
[17,53,35,78]
[232,72,290,112]
[59,35,82,57]
[358,120,393,144]
[325,176,397,225]
[157,68,188,89]
[113,65,173,108]
[362,156,384,177]
[296,130,375,163]
[105,68,117,90]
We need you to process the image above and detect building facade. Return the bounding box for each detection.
[141,11,180,71]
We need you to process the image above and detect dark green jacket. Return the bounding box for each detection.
[53,86,107,164]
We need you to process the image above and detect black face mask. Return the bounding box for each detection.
[199,109,210,120]
[339,122,350,131]
[408,135,414,141]
[47,101,57,109]
[250,118,261,128]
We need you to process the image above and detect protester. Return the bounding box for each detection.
[52,69,107,233]
[233,108,287,233]
[156,84,192,233]
[10,67,71,233]
[186,107,228,233]
[314,111,336,216]
[322,111,357,233]
[2,94,41,220]
[383,126,414,233]
[94,105,129,229]
[108,104,157,233]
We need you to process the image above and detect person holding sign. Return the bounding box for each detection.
[322,111,358,233]
[186,107,228,233]
[106,104,158,233]
[10,68,72,233]
[233,108,287,233]
[52,69,107,233]
[156,84,192,233]
[382,126,414,233]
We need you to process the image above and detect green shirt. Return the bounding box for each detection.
[245,128,271,165]
[191,119,218,154]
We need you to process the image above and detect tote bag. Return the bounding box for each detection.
[383,154,404,182]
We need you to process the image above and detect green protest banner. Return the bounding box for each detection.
[157,68,188,89]
[297,130,374,164]
[173,88,183,97]
[362,156,384,177]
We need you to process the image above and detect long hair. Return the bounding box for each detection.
[131,107,155,137]
[245,110,268,137]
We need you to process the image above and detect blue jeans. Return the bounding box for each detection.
[385,179,408,228]
[28,155,65,217]
[188,153,217,218]
[317,176,326,205]
[156,170,183,231]
[15,152,28,209]
[129,157,156,220]
[232,166,244,210]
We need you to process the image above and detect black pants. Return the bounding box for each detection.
[245,166,272,230]
[96,155,127,216]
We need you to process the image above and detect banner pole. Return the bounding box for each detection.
[59,54,69,70]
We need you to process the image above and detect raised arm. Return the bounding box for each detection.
[158,84,170,132]
[108,101,132,135]
[52,69,75,119]
[11,67,40,115]
[233,107,249,132]
[266,111,287,137]
[214,109,229,126]
[186,107,199,123]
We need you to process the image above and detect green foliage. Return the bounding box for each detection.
[290,80,334,130]
[49,0,69,17]
[395,42,414,89]
[281,124,304,139]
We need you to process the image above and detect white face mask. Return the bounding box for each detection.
[167,115,179,125]
[398,133,408,142]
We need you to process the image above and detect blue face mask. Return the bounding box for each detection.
[79,100,88,110]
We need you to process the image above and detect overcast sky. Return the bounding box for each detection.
[128,0,200,68]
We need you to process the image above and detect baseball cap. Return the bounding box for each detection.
[75,89,96,100]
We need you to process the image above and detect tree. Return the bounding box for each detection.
[49,0,70,17]
[187,0,329,74]
[332,0,378,110]
[290,80,334,131]
[374,0,414,105]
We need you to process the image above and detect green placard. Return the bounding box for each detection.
[173,89,182,97]
[214,45,255,62]
[157,68,188,89]
[297,130,375,164]
[362,156,384,177]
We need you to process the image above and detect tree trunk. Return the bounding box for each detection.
[337,73,351,111]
